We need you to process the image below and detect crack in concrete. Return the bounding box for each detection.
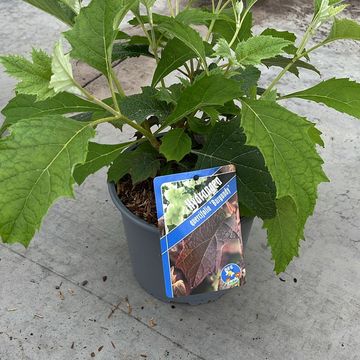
[0,244,207,360]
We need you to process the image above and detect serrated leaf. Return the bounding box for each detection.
[0,116,95,246]
[308,123,325,147]
[327,18,360,42]
[175,8,227,25]
[50,41,81,96]
[261,28,297,55]
[283,78,360,119]
[108,143,160,184]
[263,196,300,274]
[195,118,276,219]
[235,35,291,65]
[128,13,168,26]
[232,65,261,97]
[0,49,55,101]
[160,129,192,162]
[262,56,320,77]
[1,93,103,131]
[112,42,152,62]
[152,38,194,86]
[241,100,328,272]
[157,19,207,69]
[155,83,183,106]
[163,74,243,127]
[24,0,77,26]
[74,142,131,184]
[65,0,133,75]
[120,87,170,124]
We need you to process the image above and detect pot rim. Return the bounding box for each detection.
[108,181,160,233]
[108,180,255,234]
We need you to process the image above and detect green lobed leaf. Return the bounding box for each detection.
[119,87,170,124]
[261,28,297,54]
[327,18,360,42]
[195,118,277,219]
[232,65,261,97]
[157,19,207,69]
[108,143,160,184]
[235,35,292,66]
[1,93,104,131]
[0,116,95,246]
[163,74,243,127]
[152,38,194,86]
[241,100,328,272]
[0,49,55,101]
[23,0,77,26]
[262,56,321,77]
[155,83,183,105]
[175,8,229,26]
[283,78,360,119]
[65,0,133,75]
[128,13,168,26]
[112,42,152,62]
[74,142,131,184]
[263,196,300,274]
[49,41,81,96]
[159,128,192,162]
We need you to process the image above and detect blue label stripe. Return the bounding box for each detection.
[161,175,237,255]
[162,246,173,298]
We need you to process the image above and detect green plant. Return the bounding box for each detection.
[0,0,359,273]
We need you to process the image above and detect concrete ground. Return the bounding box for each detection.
[0,1,360,359]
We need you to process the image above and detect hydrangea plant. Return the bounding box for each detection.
[0,0,359,273]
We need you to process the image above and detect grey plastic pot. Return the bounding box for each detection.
[108,181,254,305]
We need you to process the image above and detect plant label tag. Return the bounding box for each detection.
[154,165,246,299]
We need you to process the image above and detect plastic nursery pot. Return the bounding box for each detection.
[108,181,254,305]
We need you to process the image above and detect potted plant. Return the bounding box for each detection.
[0,0,359,304]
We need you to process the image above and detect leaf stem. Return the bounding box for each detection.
[167,0,175,17]
[228,0,257,48]
[205,0,223,42]
[79,87,160,149]
[107,75,120,112]
[110,67,126,97]
[80,86,119,116]
[262,28,327,97]
[135,11,166,87]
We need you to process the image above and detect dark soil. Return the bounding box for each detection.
[116,175,158,225]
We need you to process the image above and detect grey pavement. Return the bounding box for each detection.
[0,1,360,359]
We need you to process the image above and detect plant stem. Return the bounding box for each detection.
[80,87,160,149]
[136,11,166,87]
[80,87,119,117]
[110,67,126,97]
[262,19,325,98]
[205,0,223,42]
[108,75,120,112]
[167,0,175,17]
[228,1,256,48]
[184,0,194,11]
